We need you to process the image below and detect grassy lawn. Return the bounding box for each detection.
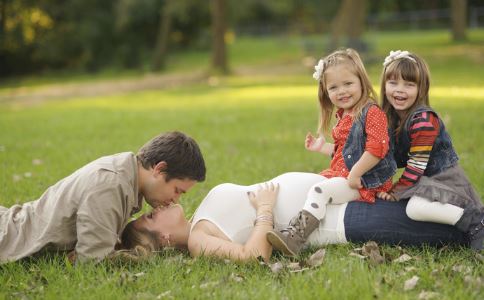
[0,29,483,299]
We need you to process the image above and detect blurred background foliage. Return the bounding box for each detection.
[0,0,482,78]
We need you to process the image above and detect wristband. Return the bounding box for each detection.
[254,214,274,227]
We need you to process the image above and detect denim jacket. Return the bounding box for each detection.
[342,104,397,189]
[393,105,459,176]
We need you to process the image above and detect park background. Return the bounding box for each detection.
[0,0,483,299]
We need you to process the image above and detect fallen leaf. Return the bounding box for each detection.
[287,262,302,271]
[464,275,484,287]
[361,241,380,256]
[349,252,366,259]
[13,174,22,182]
[306,248,326,267]
[156,290,172,299]
[230,273,244,283]
[404,275,419,291]
[418,291,440,300]
[32,159,43,165]
[198,281,220,289]
[361,241,385,266]
[289,267,309,273]
[24,172,32,178]
[393,254,412,263]
[270,262,284,274]
[451,264,471,275]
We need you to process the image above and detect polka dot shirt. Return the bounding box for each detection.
[320,106,393,203]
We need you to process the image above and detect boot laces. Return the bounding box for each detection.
[281,211,307,236]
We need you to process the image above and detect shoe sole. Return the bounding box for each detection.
[266,231,296,257]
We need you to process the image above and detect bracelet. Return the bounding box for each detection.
[254,214,274,227]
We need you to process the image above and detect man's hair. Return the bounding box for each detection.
[137,131,206,181]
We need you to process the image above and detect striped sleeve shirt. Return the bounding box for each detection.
[394,111,440,189]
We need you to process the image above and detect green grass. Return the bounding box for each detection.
[1,29,483,299]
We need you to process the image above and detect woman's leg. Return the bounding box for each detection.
[344,199,468,247]
[267,177,359,256]
[303,177,360,220]
[406,195,464,225]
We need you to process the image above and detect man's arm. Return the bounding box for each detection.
[75,185,127,263]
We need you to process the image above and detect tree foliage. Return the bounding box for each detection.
[0,0,480,77]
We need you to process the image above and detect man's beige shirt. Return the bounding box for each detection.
[0,152,143,263]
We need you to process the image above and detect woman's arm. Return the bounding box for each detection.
[188,183,279,262]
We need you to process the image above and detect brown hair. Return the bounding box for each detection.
[315,48,378,135]
[380,52,431,135]
[137,131,206,182]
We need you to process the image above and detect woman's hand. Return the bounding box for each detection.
[305,132,326,152]
[377,191,398,201]
[248,182,279,214]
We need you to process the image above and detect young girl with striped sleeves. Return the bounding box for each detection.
[379,50,484,250]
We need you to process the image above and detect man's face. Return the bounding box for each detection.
[142,167,197,208]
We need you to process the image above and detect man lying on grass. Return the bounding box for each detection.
[122,172,469,263]
[0,131,206,264]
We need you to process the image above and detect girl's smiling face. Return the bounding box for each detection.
[385,76,418,118]
[324,64,363,114]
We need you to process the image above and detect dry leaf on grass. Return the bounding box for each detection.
[287,262,302,271]
[393,254,412,263]
[362,241,385,266]
[306,248,326,267]
[270,262,284,274]
[404,275,419,291]
[418,291,440,300]
[451,264,472,275]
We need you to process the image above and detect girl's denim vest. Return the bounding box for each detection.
[393,106,459,176]
[343,104,397,189]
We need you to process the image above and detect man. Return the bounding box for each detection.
[0,131,206,264]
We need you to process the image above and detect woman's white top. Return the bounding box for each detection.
[191,172,347,246]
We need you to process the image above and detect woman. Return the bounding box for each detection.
[122,172,467,262]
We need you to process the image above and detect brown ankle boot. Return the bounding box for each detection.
[267,210,320,256]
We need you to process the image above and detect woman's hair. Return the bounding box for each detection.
[380,51,431,135]
[109,220,161,262]
[315,48,378,135]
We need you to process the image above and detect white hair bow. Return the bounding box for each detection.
[312,59,325,81]
[383,50,416,67]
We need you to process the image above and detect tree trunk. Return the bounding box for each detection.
[152,2,172,71]
[451,0,467,41]
[210,0,228,74]
[0,0,6,41]
[329,0,368,52]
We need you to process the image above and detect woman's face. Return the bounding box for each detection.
[134,204,188,246]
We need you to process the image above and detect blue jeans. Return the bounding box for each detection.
[344,199,468,247]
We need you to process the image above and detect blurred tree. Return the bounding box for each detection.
[152,0,173,71]
[451,0,467,40]
[329,0,368,52]
[211,0,228,74]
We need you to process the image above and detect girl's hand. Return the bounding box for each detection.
[377,191,398,201]
[305,132,326,152]
[247,182,279,214]
[347,173,363,189]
